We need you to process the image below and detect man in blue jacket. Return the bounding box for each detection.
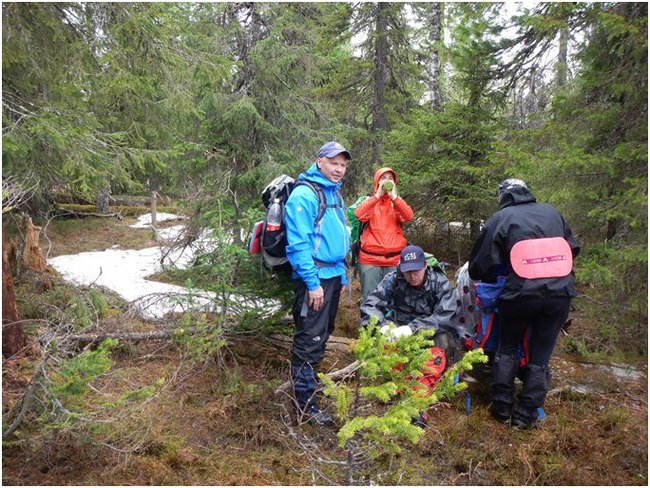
[285,141,351,425]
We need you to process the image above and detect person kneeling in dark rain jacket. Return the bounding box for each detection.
[469,179,580,428]
[360,245,460,428]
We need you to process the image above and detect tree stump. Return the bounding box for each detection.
[21,215,47,272]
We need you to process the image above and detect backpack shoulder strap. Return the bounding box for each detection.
[293,181,328,225]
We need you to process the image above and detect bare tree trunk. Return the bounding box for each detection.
[149,175,159,229]
[231,191,242,246]
[151,191,157,228]
[2,239,26,357]
[21,215,47,272]
[428,3,443,111]
[556,27,568,88]
[469,220,481,243]
[95,182,111,213]
[370,3,390,167]
[233,2,266,95]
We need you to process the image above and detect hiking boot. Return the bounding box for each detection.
[302,405,334,426]
[511,364,549,430]
[411,412,429,429]
[510,415,539,430]
[511,405,540,429]
[489,401,512,423]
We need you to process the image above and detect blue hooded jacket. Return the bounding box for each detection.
[285,162,350,290]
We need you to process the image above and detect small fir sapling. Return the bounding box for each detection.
[319,316,488,454]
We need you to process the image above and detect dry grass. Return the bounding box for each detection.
[3,324,646,486]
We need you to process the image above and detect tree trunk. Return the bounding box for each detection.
[95,182,111,213]
[3,239,26,357]
[428,3,443,112]
[21,215,47,272]
[469,219,482,243]
[233,2,266,96]
[231,191,242,246]
[370,3,390,167]
[149,175,159,229]
[556,27,568,88]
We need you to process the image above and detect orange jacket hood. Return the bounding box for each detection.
[373,167,397,193]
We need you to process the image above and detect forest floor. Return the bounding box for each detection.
[2,215,648,485]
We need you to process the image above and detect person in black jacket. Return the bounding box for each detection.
[469,179,580,428]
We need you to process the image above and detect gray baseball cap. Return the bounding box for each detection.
[318,141,351,160]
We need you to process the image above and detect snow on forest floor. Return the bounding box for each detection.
[48,213,280,319]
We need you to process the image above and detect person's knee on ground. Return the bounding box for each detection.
[434,330,461,367]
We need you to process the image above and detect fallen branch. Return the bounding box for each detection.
[66,326,352,351]
[265,333,355,355]
[274,359,361,394]
[66,329,186,347]
[50,208,124,221]
[3,361,45,438]
[62,315,298,349]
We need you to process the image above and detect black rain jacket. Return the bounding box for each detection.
[360,267,458,337]
[468,186,580,301]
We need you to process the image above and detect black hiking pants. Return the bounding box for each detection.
[290,276,342,366]
[290,276,342,409]
[498,297,571,367]
[494,297,571,420]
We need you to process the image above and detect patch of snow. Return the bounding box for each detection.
[156,224,188,242]
[449,221,469,229]
[48,225,281,320]
[129,212,186,229]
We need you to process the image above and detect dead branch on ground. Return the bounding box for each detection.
[274,359,361,394]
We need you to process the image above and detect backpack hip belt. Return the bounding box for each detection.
[360,247,402,259]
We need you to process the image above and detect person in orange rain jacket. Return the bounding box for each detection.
[354,168,414,300]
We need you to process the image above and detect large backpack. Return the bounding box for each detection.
[453,262,529,367]
[249,174,338,273]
